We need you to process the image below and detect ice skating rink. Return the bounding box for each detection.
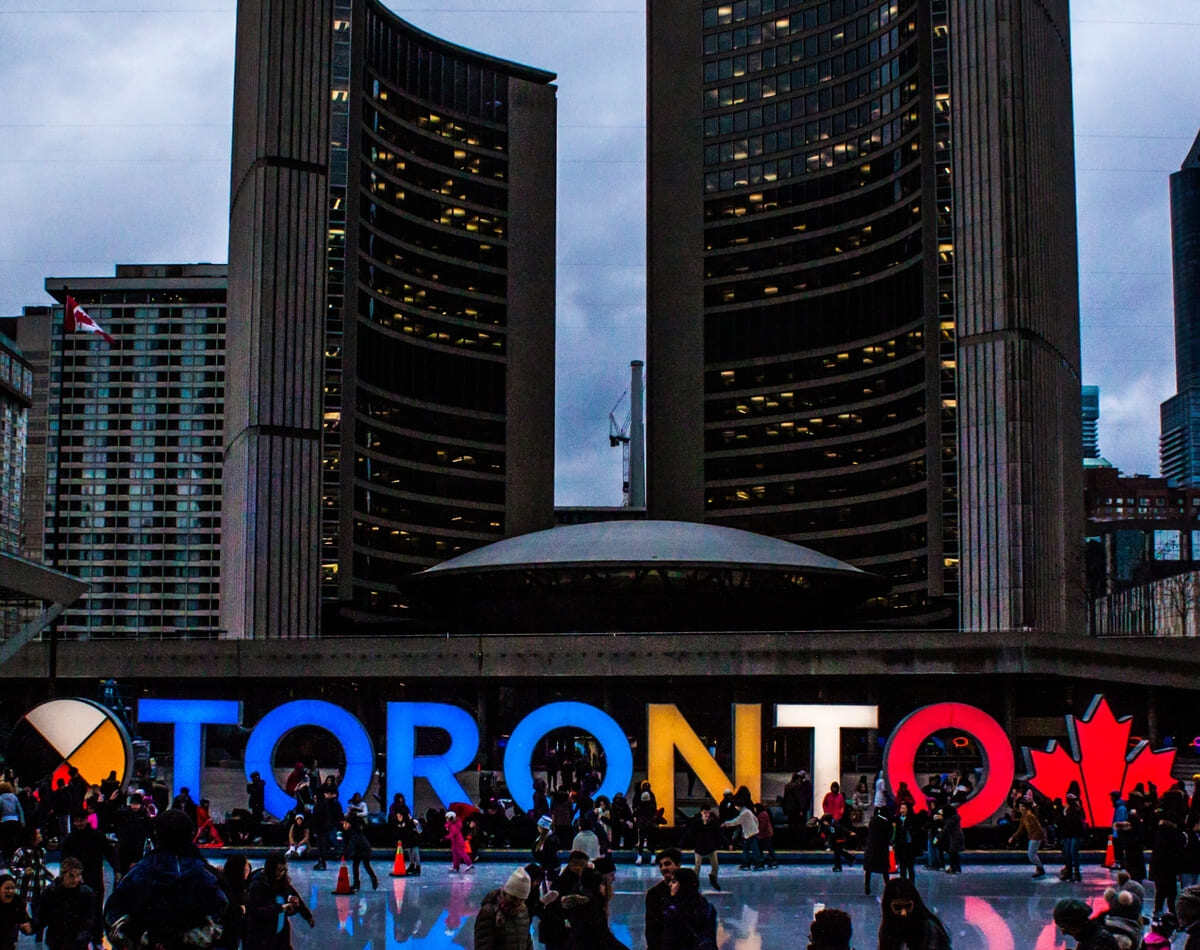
[275,860,1119,949]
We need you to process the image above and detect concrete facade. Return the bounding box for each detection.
[222,0,332,639]
[950,0,1082,632]
[646,0,1083,631]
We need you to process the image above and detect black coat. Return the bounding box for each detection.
[644,879,671,950]
[35,881,95,950]
[682,814,723,856]
[892,815,922,862]
[61,825,111,892]
[1151,820,1187,880]
[661,894,717,950]
[864,813,893,873]
[0,899,30,950]
[879,916,952,950]
[244,870,313,949]
[114,806,154,872]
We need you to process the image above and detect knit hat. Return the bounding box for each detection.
[1115,871,1146,903]
[445,811,456,821]
[1053,898,1092,928]
[537,815,553,831]
[1104,884,1143,921]
[1177,887,1200,926]
[503,868,532,900]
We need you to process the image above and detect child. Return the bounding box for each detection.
[0,874,33,950]
[444,811,474,873]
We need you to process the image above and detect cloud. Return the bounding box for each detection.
[1,0,1196,505]
[1097,374,1177,475]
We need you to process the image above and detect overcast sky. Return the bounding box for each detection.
[0,1,1196,504]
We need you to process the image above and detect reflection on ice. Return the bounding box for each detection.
[284,862,1119,949]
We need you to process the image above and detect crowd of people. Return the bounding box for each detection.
[0,764,318,949]
[0,745,1199,948]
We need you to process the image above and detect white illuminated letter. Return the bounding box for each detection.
[774,704,878,808]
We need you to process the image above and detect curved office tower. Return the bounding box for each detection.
[225,0,555,635]
[648,0,1082,630]
[338,3,556,621]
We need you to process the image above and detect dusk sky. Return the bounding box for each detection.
[0,1,1197,505]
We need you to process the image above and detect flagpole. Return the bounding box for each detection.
[47,290,70,695]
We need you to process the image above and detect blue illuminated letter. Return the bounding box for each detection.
[386,703,479,808]
[137,698,242,803]
[243,700,374,818]
[504,702,633,812]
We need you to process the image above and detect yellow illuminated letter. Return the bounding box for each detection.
[647,704,761,825]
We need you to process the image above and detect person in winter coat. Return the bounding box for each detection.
[644,849,681,950]
[634,782,661,866]
[892,802,920,881]
[310,785,343,871]
[941,806,965,874]
[546,851,625,950]
[721,801,763,870]
[445,810,474,872]
[863,806,893,896]
[755,804,777,868]
[534,815,562,877]
[610,793,634,850]
[475,868,534,950]
[103,809,228,950]
[808,908,852,950]
[244,853,314,949]
[782,772,813,846]
[852,777,872,815]
[820,810,855,872]
[285,813,311,858]
[61,810,114,946]
[1182,815,1200,889]
[34,858,94,950]
[0,783,24,864]
[0,874,33,950]
[1177,886,1200,950]
[660,868,716,950]
[821,783,846,823]
[1053,898,1119,950]
[114,793,155,876]
[878,877,952,950]
[1059,793,1086,883]
[215,854,251,950]
[1009,801,1047,878]
[342,816,379,890]
[9,826,52,938]
[1151,812,1187,915]
[684,806,724,890]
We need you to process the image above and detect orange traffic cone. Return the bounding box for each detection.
[1102,836,1116,869]
[332,859,354,894]
[888,846,897,874]
[390,843,407,877]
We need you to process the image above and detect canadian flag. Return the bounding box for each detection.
[64,295,115,344]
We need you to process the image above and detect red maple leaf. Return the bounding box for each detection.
[1022,695,1176,827]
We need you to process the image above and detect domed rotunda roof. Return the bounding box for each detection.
[406,520,885,632]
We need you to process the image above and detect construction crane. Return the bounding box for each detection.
[609,391,632,505]
[607,361,645,508]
